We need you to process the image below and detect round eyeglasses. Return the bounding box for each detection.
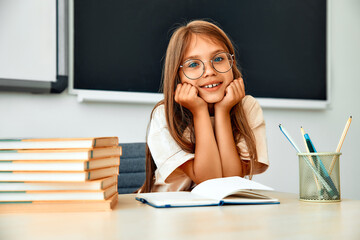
[179,52,234,80]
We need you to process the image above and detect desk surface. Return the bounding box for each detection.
[0,192,359,240]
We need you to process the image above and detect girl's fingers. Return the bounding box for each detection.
[226,84,234,97]
[231,81,240,97]
[237,78,245,96]
[175,82,199,104]
[183,83,198,98]
[239,77,245,90]
[174,84,182,103]
[233,78,244,98]
[177,83,188,99]
[189,85,198,97]
[175,84,182,95]
[183,83,192,95]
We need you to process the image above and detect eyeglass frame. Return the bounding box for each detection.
[179,52,235,80]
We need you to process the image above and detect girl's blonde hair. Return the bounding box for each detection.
[139,20,257,193]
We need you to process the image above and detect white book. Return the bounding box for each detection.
[136,176,279,208]
[0,137,119,150]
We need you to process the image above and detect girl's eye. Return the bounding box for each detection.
[213,57,224,63]
[186,61,200,68]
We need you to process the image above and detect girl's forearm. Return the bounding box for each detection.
[214,109,244,177]
[191,109,222,182]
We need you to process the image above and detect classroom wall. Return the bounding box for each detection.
[1,0,359,199]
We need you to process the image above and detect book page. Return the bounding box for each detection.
[226,190,272,199]
[191,176,274,200]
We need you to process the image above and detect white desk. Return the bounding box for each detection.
[0,192,359,240]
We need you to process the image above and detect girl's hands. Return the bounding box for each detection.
[215,78,245,113]
[175,83,207,114]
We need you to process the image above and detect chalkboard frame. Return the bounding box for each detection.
[68,0,331,109]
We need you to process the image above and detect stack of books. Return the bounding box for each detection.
[0,137,121,213]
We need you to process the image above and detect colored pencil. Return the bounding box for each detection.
[329,116,352,175]
[300,127,321,193]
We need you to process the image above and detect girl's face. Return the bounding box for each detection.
[179,34,234,104]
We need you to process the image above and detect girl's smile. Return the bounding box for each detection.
[200,81,223,91]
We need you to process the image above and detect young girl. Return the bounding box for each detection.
[139,20,268,193]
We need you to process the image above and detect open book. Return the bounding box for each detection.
[136,176,280,208]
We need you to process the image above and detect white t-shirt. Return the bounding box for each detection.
[147,95,269,192]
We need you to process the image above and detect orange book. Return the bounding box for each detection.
[0,193,118,213]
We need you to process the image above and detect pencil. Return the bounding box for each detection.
[301,127,322,193]
[336,116,352,152]
[329,116,352,175]
[279,124,301,152]
[300,127,308,152]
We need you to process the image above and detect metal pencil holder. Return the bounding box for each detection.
[297,152,341,202]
